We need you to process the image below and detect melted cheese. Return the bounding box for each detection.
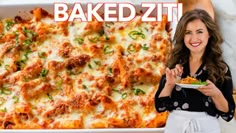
[0,8,171,129]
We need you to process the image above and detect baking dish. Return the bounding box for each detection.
[0,1,170,132]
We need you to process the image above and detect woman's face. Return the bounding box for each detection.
[184,19,210,55]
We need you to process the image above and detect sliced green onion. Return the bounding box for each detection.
[4,65,10,71]
[75,38,84,45]
[15,59,26,70]
[40,69,49,77]
[23,39,33,46]
[104,45,113,54]
[104,22,114,28]
[23,49,32,60]
[22,27,38,38]
[55,75,63,90]
[108,67,113,74]
[5,21,15,31]
[0,107,7,112]
[13,31,19,46]
[82,84,88,90]
[121,93,127,99]
[112,89,127,99]
[104,36,110,41]
[22,27,37,46]
[0,33,4,39]
[88,36,99,43]
[88,63,93,69]
[112,88,120,93]
[128,30,145,40]
[94,60,101,66]
[0,97,6,105]
[192,81,208,85]
[99,29,105,36]
[0,87,12,95]
[133,88,146,95]
[127,44,135,53]
[12,96,19,103]
[142,44,149,50]
[38,52,47,58]
[46,93,53,101]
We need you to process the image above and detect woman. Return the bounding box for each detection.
[155,9,235,133]
[176,1,236,133]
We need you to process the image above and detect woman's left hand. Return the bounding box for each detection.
[197,80,221,97]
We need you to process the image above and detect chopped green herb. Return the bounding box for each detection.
[13,31,19,46]
[22,27,37,46]
[23,49,32,60]
[192,81,208,85]
[121,93,127,99]
[22,27,38,37]
[141,44,149,50]
[104,45,113,54]
[46,93,53,101]
[108,67,113,74]
[82,84,88,90]
[128,30,145,40]
[5,21,15,31]
[112,89,127,99]
[38,52,47,58]
[75,38,84,44]
[40,69,49,77]
[0,97,6,105]
[12,96,19,103]
[23,39,33,46]
[15,59,26,70]
[55,75,63,90]
[4,65,10,71]
[133,88,146,95]
[0,33,4,39]
[104,36,110,41]
[112,88,120,93]
[104,22,114,28]
[94,60,101,66]
[66,68,76,75]
[0,87,12,95]
[99,29,105,36]
[0,107,7,112]
[127,44,135,53]
[88,63,93,69]
[88,36,99,43]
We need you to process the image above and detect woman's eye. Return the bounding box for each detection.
[197,31,203,34]
[185,32,191,35]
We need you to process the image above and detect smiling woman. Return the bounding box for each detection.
[177,1,236,133]
[155,9,235,133]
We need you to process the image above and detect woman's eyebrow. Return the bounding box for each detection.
[196,29,204,31]
[185,29,204,31]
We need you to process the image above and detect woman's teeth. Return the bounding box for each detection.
[191,43,200,47]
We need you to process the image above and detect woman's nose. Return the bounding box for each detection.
[190,33,198,41]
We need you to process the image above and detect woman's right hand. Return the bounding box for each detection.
[158,64,183,97]
[165,64,183,88]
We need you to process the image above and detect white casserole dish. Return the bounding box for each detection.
[0,1,169,133]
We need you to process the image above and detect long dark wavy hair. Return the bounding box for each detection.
[167,9,227,84]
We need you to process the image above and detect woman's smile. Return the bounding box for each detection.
[190,42,201,47]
